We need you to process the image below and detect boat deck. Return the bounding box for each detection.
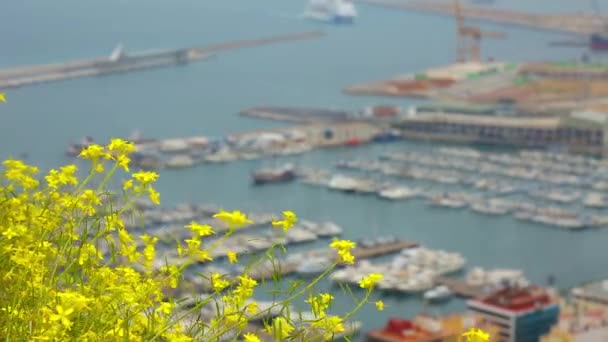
[434,276,486,299]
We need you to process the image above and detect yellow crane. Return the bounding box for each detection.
[453,0,506,63]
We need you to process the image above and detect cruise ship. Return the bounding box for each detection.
[302,0,357,24]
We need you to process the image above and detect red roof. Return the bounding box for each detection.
[479,286,553,312]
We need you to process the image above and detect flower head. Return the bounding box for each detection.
[243,333,261,342]
[213,209,253,230]
[462,328,490,342]
[271,210,298,231]
[329,239,356,264]
[227,251,238,264]
[185,222,215,237]
[359,273,383,290]
[375,300,384,311]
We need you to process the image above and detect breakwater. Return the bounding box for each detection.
[0,31,324,89]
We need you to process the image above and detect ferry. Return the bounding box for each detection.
[302,0,357,24]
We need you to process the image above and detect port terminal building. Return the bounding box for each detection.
[392,110,608,156]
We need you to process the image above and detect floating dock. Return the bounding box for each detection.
[250,240,418,281]
[0,31,324,90]
[355,0,604,35]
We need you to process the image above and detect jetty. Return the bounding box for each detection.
[250,240,418,281]
[0,31,324,90]
[355,0,604,35]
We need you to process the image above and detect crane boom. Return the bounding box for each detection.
[452,0,505,63]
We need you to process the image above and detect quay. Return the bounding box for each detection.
[434,276,485,299]
[355,0,604,35]
[250,240,418,281]
[0,31,324,90]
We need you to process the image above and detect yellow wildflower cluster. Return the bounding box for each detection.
[0,138,381,341]
[461,327,491,342]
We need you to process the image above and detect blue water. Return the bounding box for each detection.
[2,0,607,339]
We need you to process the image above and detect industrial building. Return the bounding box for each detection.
[393,110,608,156]
[467,286,560,342]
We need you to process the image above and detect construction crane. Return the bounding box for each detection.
[453,0,506,63]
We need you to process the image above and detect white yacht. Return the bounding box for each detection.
[423,285,453,302]
[302,0,357,24]
[378,186,419,201]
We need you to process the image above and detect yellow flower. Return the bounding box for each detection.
[359,273,383,290]
[310,315,345,341]
[0,93,6,103]
[266,316,294,341]
[45,165,78,189]
[108,138,135,156]
[211,273,230,293]
[156,302,174,315]
[122,179,133,191]
[185,222,215,237]
[132,171,159,186]
[329,239,356,264]
[307,293,334,318]
[462,328,490,342]
[227,251,238,264]
[49,305,74,328]
[243,333,261,342]
[375,300,384,311]
[161,265,181,289]
[271,210,298,231]
[116,154,131,172]
[213,209,253,228]
[78,144,107,173]
[246,301,258,315]
[148,187,160,205]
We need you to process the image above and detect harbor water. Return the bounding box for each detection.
[1,0,606,338]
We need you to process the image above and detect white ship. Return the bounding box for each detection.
[302,0,357,24]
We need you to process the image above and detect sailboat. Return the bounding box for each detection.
[302,0,358,24]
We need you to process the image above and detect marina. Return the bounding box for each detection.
[67,121,387,170]
[283,142,608,230]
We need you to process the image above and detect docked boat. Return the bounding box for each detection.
[295,256,333,276]
[470,199,512,216]
[583,192,608,208]
[252,164,296,185]
[302,0,357,24]
[327,174,368,193]
[378,186,419,201]
[423,285,452,303]
[429,193,469,209]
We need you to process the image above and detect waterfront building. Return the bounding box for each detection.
[467,286,560,342]
[393,110,608,156]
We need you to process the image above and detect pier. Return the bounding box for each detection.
[355,0,604,35]
[250,240,419,281]
[0,31,324,90]
[434,276,485,298]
